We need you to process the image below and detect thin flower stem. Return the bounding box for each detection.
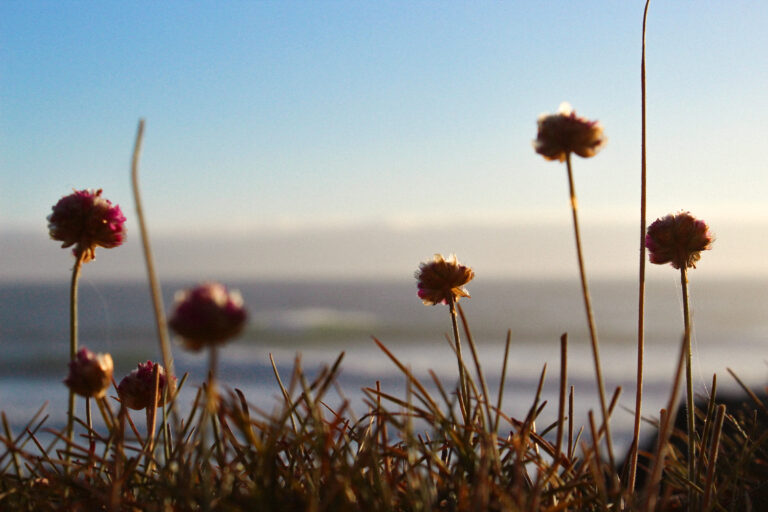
[65,250,85,468]
[448,298,468,423]
[196,348,218,465]
[628,0,651,494]
[681,266,696,510]
[207,346,224,462]
[131,119,177,398]
[564,153,615,470]
[207,346,218,415]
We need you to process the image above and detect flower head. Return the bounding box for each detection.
[169,282,247,351]
[48,189,126,263]
[534,102,606,162]
[64,347,114,399]
[415,254,474,306]
[646,212,713,270]
[117,361,174,410]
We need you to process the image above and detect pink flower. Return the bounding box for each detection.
[64,347,114,399]
[534,103,606,162]
[117,361,174,410]
[48,189,126,263]
[169,282,247,351]
[415,254,474,306]
[646,212,714,270]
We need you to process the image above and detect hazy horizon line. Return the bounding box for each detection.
[3,217,767,282]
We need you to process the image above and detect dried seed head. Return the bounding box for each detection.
[646,211,714,270]
[117,361,173,410]
[415,254,474,306]
[64,347,114,399]
[534,103,606,162]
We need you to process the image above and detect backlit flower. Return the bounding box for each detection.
[534,102,606,162]
[48,189,126,263]
[64,347,114,399]
[169,282,247,351]
[415,254,474,306]
[117,361,174,410]
[646,212,713,270]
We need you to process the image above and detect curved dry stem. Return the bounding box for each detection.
[131,119,176,397]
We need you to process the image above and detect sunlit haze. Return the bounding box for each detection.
[2,2,767,280]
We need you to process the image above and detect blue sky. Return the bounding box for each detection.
[2,2,768,279]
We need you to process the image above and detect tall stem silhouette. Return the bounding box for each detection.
[628,0,651,493]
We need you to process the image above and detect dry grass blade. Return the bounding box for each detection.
[727,367,768,416]
[494,330,512,434]
[457,303,493,431]
[701,404,726,511]
[642,334,687,512]
[269,353,299,435]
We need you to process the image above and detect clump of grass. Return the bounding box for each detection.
[2,306,767,510]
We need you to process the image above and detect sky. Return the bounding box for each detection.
[2,2,768,281]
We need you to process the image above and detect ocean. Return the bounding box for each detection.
[2,277,767,451]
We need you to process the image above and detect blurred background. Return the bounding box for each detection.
[2,2,768,281]
[1,2,767,444]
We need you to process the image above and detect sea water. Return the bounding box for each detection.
[1,277,767,451]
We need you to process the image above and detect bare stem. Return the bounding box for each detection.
[131,119,176,397]
[564,153,615,470]
[65,250,85,468]
[681,266,696,510]
[628,0,651,494]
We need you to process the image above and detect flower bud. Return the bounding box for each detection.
[48,189,126,263]
[64,347,114,399]
[117,361,173,410]
[169,282,247,351]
